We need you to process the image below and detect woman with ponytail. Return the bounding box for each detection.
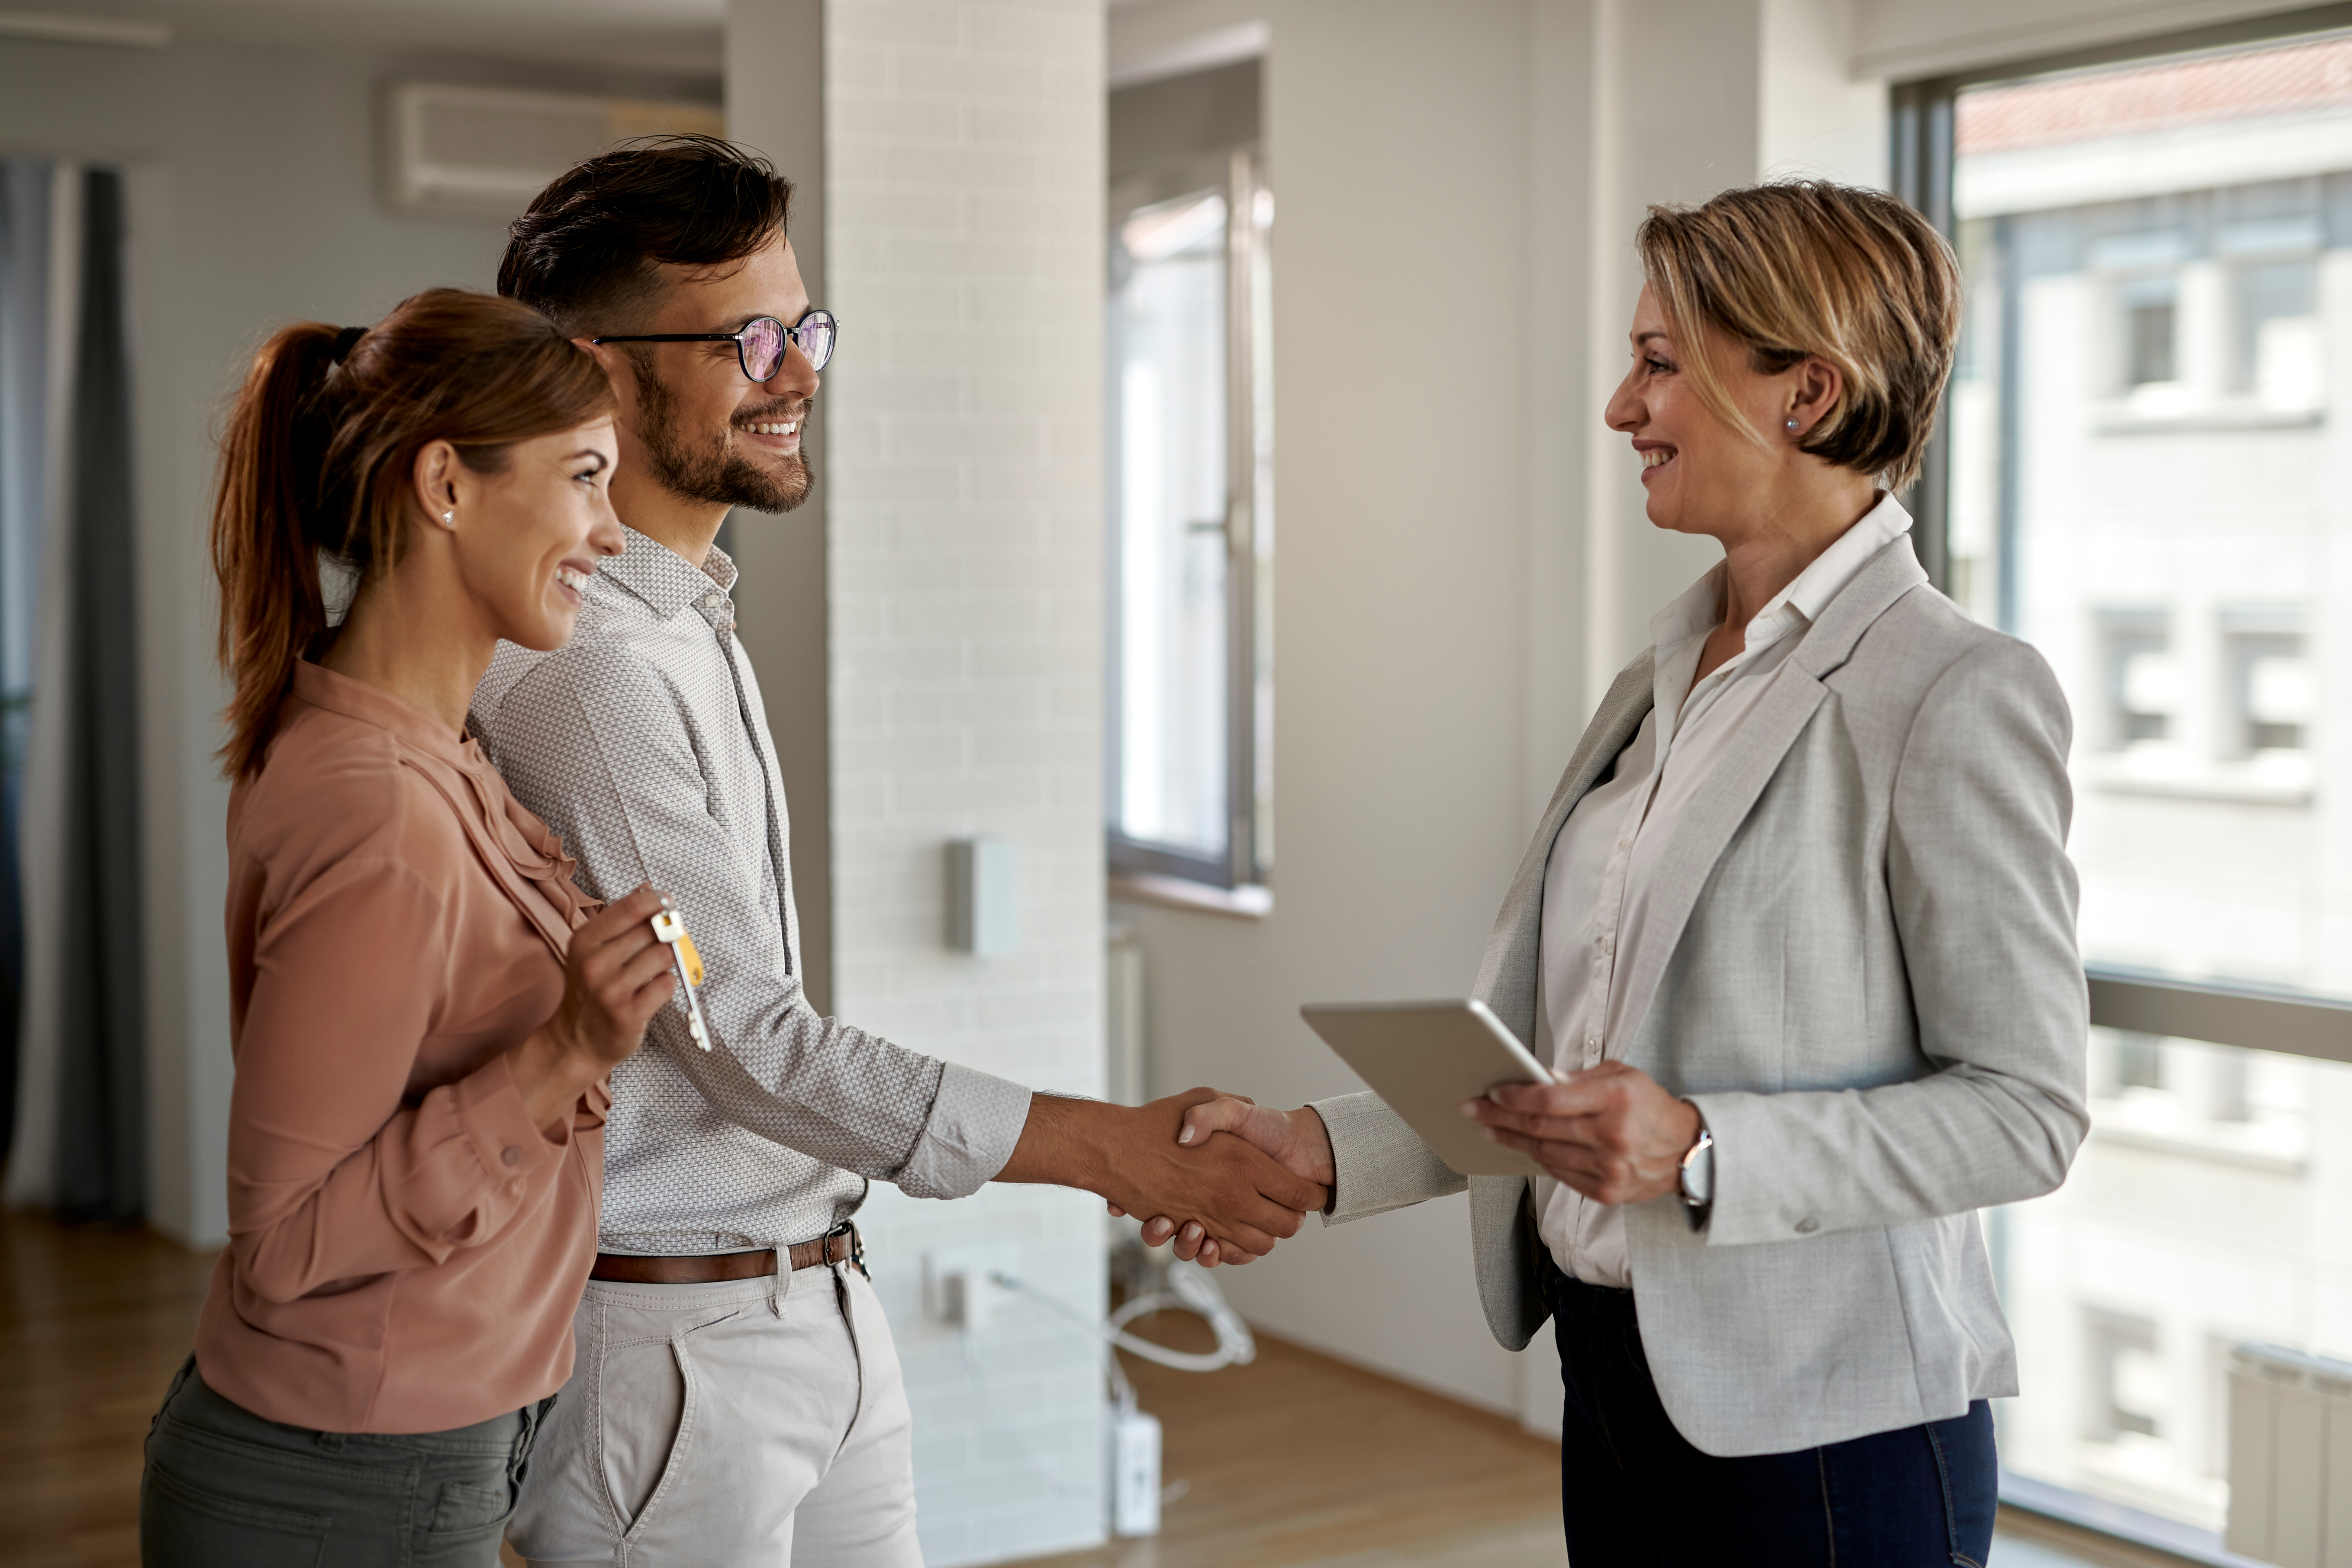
[140,289,678,1568]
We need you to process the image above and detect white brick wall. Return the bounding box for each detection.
[823,3,1108,1562]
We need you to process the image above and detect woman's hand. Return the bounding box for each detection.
[511,885,678,1130]
[1108,1093,1335,1267]
[1469,1062,1700,1205]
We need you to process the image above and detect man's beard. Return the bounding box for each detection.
[631,355,813,513]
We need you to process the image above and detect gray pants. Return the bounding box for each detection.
[509,1260,921,1566]
[140,1356,551,1567]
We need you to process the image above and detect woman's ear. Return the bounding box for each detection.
[411,440,462,531]
[1790,357,1846,437]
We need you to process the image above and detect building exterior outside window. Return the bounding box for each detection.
[1941,31,2352,1534]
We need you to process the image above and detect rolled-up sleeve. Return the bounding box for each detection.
[498,642,1030,1199]
[1692,637,2091,1247]
[227,857,574,1304]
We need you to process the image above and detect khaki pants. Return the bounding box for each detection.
[508,1262,921,1567]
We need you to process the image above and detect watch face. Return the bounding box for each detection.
[1681,1137,1714,1206]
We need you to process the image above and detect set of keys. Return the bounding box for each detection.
[650,902,714,1051]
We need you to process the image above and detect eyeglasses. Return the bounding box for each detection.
[591,309,838,381]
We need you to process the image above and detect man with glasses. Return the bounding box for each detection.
[476,137,1321,1565]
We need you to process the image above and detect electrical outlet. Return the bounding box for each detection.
[922,1246,1021,1332]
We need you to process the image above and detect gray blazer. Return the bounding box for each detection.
[1310,534,2089,1457]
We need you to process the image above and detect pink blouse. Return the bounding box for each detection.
[194,662,608,1434]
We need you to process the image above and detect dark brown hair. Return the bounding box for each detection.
[211,287,613,779]
[1636,181,1961,490]
[498,134,792,332]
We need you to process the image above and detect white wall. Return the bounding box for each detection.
[0,33,642,1244]
[735,1,1113,1562]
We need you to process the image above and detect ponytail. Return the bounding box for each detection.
[209,288,614,778]
[210,321,342,779]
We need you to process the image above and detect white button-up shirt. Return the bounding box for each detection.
[1535,495,1914,1288]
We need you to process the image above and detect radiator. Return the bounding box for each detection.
[2228,1343,2352,1566]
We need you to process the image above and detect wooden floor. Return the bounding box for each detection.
[1027,1319,1566,1568]
[1,1211,217,1568]
[0,1209,2177,1568]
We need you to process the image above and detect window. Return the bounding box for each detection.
[1104,61,1271,894]
[2119,274,2179,389]
[2095,610,2174,749]
[1905,21,2352,1549]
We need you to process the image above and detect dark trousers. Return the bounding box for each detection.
[1544,1259,1998,1567]
[140,1356,553,1568]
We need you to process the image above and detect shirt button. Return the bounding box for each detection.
[703,593,722,607]
[500,1146,522,1167]
[1795,1217,1819,1235]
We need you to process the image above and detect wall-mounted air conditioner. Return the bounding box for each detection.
[383,82,725,217]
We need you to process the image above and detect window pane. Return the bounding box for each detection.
[1109,189,1229,861]
[1951,31,2352,1534]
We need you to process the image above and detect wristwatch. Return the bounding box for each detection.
[1677,1115,1714,1232]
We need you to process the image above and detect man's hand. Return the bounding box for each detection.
[1467,1061,1699,1204]
[1113,1093,1334,1267]
[998,1089,1327,1262]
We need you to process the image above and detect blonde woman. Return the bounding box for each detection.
[1167,183,2089,1563]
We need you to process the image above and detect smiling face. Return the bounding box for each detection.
[1604,284,1804,544]
[608,231,820,514]
[447,417,625,651]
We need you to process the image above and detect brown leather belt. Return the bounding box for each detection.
[590,1226,863,1285]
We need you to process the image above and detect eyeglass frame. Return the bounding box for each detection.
[590,308,838,381]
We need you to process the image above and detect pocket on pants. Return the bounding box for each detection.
[599,1333,694,1534]
[430,1478,512,1533]
[142,1462,330,1568]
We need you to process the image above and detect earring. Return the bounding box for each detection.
[441,509,455,525]
[1785,418,1800,433]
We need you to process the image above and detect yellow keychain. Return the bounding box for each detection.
[650,905,714,1050]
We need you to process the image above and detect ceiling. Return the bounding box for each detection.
[23,0,728,83]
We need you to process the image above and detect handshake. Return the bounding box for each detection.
[1021,1064,1707,1265]
[998,1088,1337,1265]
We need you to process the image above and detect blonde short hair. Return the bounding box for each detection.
[1635,181,1960,491]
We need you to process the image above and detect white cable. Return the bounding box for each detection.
[989,1261,1256,1375]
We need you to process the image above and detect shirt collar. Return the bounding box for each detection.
[597,525,738,619]
[291,660,477,765]
[1646,492,1912,737]
[1650,491,1913,661]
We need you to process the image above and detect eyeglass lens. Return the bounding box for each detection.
[740,313,837,380]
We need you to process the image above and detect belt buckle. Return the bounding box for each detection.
[829,1221,868,1281]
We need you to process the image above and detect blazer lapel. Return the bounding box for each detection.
[1472,651,1657,1047]
[1607,535,1931,1060]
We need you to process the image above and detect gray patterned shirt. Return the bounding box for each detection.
[470,528,1032,1256]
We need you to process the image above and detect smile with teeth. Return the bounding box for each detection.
[1641,448,1675,469]
[742,420,799,435]
[556,566,593,594]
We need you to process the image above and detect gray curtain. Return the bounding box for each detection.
[0,162,144,1222]
[53,167,143,1223]
[0,158,52,1181]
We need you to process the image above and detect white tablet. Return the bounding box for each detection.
[1299,999,1556,1178]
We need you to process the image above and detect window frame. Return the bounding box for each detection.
[1104,145,1271,896]
[1895,13,2352,1555]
